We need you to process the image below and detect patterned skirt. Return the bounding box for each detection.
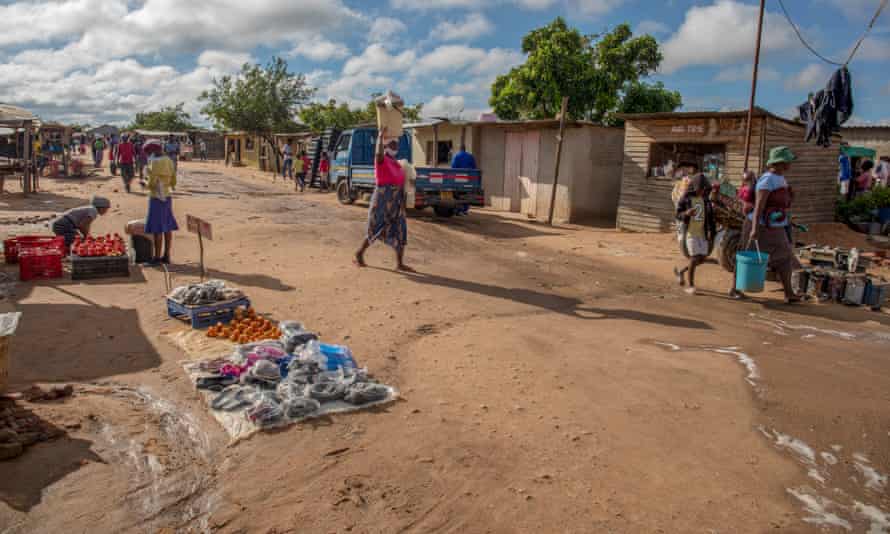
[367,185,407,252]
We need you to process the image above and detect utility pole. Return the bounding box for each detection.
[743,0,766,172]
[547,97,569,226]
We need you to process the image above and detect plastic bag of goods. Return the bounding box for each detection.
[375,91,404,139]
[299,340,357,371]
[278,321,318,353]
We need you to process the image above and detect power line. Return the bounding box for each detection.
[776,0,888,67]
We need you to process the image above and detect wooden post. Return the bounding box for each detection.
[547,97,569,226]
[22,122,32,195]
[197,232,205,282]
[432,124,439,167]
[743,0,766,172]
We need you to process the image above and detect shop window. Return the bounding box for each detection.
[648,142,726,183]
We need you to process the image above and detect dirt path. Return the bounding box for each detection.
[1,160,889,533]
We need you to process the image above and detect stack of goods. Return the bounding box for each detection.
[186,324,396,436]
[794,246,887,310]
[166,280,249,329]
[71,234,126,257]
[168,280,244,306]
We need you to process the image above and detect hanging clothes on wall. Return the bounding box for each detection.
[799,66,854,147]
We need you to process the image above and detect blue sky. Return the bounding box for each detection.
[0,0,887,125]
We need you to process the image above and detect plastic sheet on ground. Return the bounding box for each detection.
[182,359,399,443]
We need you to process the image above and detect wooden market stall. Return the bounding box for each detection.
[615,108,841,232]
[38,122,72,178]
[0,104,38,194]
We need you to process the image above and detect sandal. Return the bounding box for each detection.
[196,375,238,392]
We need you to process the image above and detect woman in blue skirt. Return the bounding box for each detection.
[143,140,178,264]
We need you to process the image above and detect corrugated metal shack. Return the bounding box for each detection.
[616,108,841,232]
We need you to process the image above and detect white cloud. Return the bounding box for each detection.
[391,0,556,9]
[290,40,350,61]
[784,63,830,91]
[661,0,797,74]
[430,13,494,42]
[370,17,408,41]
[343,44,417,76]
[0,0,126,47]
[197,51,253,72]
[424,95,466,118]
[411,45,524,78]
[636,20,670,36]
[572,0,625,16]
[714,64,780,83]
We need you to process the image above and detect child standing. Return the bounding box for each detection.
[674,174,716,295]
[728,171,756,299]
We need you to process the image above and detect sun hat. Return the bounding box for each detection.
[90,195,111,209]
[766,146,796,166]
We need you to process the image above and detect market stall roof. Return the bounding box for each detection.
[134,129,188,137]
[0,104,37,127]
[841,145,877,159]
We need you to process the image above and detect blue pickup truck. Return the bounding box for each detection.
[329,127,484,217]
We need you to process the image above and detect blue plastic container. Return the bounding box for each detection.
[735,251,770,292]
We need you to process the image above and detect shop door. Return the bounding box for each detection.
[519,131,540,217]
[503,132,524,212]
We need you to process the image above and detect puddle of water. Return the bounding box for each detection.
[787,488,853,531]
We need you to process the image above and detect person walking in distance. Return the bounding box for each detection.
[281,139,294,180]
[117,134,136,193]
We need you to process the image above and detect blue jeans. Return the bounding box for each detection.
[282,158,293,178]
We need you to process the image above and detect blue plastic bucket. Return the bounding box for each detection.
[736,250,770,292]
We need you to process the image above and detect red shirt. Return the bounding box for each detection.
[319,159,330,173]
[374,155,405,187]
[117,142,135,164]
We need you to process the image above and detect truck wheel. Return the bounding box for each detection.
[337,180,355,205]
[717,230,741,272]
[434,206,455,218]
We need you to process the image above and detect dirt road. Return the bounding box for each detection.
[1,161,888,533]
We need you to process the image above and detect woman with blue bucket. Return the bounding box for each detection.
[744,146,802,304]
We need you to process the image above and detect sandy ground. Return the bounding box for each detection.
[0,158,889,534]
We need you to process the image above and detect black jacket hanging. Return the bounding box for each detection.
[799,66,853,147]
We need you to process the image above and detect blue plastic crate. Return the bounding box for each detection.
[166,296,251,329]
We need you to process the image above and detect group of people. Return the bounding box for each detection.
[53,137,180,265]
[839,149,889,199]
[674,146,801,304]
[278,139,315,192]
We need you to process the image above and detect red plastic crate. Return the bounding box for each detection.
[3,236,66,264]
[19,248,63,281]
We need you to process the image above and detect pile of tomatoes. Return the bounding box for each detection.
[207,306,282,344]
[72,234,126,257]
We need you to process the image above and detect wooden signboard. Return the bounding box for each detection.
[186,215,212,279]
[186,215,213,240]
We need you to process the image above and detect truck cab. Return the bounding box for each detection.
[331,127,484,217]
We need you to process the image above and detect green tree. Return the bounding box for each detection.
[613,81,682,119]
[490,18,676,122]
[299,96,424,134]
[128,103,195,131]
[200,57,315,166]
[299,100,367,133]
